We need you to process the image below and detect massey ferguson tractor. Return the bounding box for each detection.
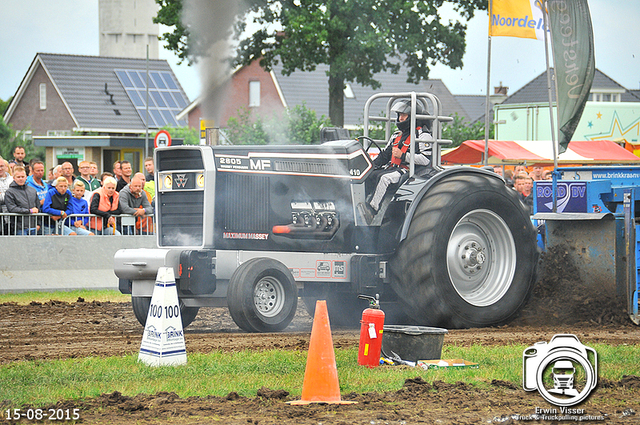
[114,92,539,332]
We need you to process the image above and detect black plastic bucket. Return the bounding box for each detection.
[381,325,448,362]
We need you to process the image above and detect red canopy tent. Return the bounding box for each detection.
[442,140,640,165]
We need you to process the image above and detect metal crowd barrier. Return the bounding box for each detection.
[0,212,155,236]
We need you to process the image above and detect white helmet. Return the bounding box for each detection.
[390,99,426,117]
[391,99,428,132]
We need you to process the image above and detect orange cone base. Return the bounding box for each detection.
[287,399,357,405]
[286,300,357,406]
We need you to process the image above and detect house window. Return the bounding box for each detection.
[39,83,46,110]
[249,81,260,107]
[344,83,355,99]
[47,130,72,136]
[592,92,622,102]
[21,131,33,142]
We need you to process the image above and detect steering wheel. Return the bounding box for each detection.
[357,136,383,154]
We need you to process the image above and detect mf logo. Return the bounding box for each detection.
[174,174,188,188]
[250,159,271,170]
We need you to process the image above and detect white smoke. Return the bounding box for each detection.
[181,0,247,126]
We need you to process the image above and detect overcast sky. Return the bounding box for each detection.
[1,0,638,104]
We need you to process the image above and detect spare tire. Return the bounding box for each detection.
[390,172,538,328]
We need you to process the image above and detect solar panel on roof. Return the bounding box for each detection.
[162,91,177,108]
[116,70,134,88]
[151,91,165,107]
[115,69,189,128]
[128,71,145,88]
[126,89,144,107]
[162,72,179,90]
[151,71,166,89]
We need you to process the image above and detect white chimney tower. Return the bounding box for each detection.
[99,0,160,59]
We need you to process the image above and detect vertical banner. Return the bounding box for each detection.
[548,0,595,153]
[490,0,546,40]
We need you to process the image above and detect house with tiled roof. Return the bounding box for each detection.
[3,53,190,173]
[452,83,510,125]
[454,95,488,124]
[180,59,473,133]
[271,63,471,127]
[500,68,640,105]
[177,59,288,132]
[494,68,640,147]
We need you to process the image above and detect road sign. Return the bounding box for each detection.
[200,119,215,139]
[154,130,172,148]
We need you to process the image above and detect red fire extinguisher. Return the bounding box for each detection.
[358,294,385,368]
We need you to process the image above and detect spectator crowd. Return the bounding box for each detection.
[0,144,551,235]
[492,163,552,215]
[0,146,156,236]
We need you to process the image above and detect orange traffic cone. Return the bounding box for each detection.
[288,300,356,405]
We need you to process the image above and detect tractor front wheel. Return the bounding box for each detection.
[227,258,298,333]
[131,296,200,329]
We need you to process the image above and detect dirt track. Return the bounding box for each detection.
[1,298,639,424]
[1,299,639,365]
[1,247,639,424]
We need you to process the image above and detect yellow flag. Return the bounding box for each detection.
[489,0,545,40]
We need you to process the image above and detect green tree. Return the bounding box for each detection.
[157,125,200,145]
[443,113,493,148]
[0,117,45,162]
[0,96,12,116]
[1,97,12,158]
[0,117,12,158]
[227,104,331,145]
[154,0,191,64]
[227,107,273,145]
[287,104,332,145]
[155,0,487,127]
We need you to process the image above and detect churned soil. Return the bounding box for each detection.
[1,246,639,423]
[1,298,639,365]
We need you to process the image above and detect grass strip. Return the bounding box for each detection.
[0,290,130,305]
[1,344,638,407]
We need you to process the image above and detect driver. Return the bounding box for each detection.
[360,99,433,223]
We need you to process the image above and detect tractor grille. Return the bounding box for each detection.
[157,148,205,247]
[221,173,269,232]
[157,149,204,171]
[158,191,204,246]
[274,160,341,175]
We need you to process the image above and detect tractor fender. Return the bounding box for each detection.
[399,166,505,242]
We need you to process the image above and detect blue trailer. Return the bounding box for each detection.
[534,166,640,325]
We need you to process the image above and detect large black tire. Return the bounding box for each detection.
[390,172,538,328]
[131,296,200,329]
[302,292,367,328]
[227,258,298,333]
[302,292,417,328]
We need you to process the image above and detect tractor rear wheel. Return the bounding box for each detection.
[390,172,538,328]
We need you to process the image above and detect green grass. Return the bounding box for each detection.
[1,344,638,407]
[1,291,638,407]
[0,289,130,305]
